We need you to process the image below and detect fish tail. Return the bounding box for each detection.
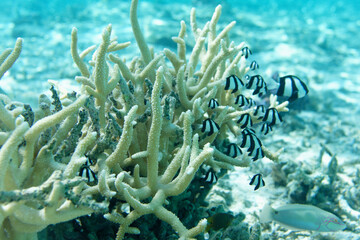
[260,203,273,223]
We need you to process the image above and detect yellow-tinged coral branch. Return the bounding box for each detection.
[71,27,91,78]
[0,101,16,131]
[106,105,138,171]
[109,54,136,82]
[160,145,187,185]
[130,0,152,65]
[0,38,22,80]
[188,41,239,95]
[63,132,97,178]
[213,148,251,167]
[176,65,192,109]
[94,25,111,95]
[147,67,163,192]
[0,120,29,190]
[116,210,143,240]
[138,54,163,82]
[98,170,116,198]
[176,20,187,62]
[165,144,213,197]
[163,48,184,73]
[0,49,12,65]
[108,41,131,52]
[80,45,96,60]
[154,205,188,236]
[161,110,194,184]
[21,95,87,176]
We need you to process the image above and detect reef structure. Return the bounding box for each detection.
[0,0,292,239]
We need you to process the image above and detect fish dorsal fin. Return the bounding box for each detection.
[260,204,274,223]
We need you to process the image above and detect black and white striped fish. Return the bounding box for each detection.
[201,118,220,136]
[249,173,265,191]
[246,75,267,97]
[240,128,263,161]
[276,75,309,101]
[226,143,242,158]
[241,128,256,136]
[225,75,244,93]
[247,98,256,107]
[235,94,249,107]
[201,169,218,184]
[241,46,252,59]
[237,113,253,128]
[241,128,261,151]
[253,105,265,120]
[260,122,272,135]
[250,61,259,70]
[208,98,219,109]
[252,81,267,97]
[248,146,264,161]
[246,75,263,89]
[79,160,97,183]
[263,108,282,126]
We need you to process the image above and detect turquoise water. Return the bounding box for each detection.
[1,0,359,105]
[0,0,359,239]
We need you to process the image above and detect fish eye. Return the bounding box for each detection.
[274,210,278,215]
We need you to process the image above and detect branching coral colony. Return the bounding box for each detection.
[0,0,308,239]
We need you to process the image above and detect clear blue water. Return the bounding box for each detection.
[1,0,360,239]
[1,0,359,94]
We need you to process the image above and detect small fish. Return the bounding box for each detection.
[208,98,219,109]
[237,113,253,128]
[249,146,264,161]
[241,127,256,136]
[246,74,267,97]
[246,74,264,89]
[253,105,265,120]
[253,86,267,97]
[224,75,244,93]
[250,60,259,70]
[235,94,249,107]
[201,118,220,136]
[260,122,272,135]
[252,79,267,97]
[206,212,235,231]
[247,98,256,107]
[79,160,97,183]
[201,169,218,184]
[276,75,309,101]
[249,173,265,190]
[241,46,252,59]
[226,143,242,158]
[263,108,282,126]
[240,128,263,161]
[260,204,346,232]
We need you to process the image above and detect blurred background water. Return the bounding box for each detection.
[1,0,360,238]
[1,0,359,106]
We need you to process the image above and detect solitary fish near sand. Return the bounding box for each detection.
[260,204,346,232]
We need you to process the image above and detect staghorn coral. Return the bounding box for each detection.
[0,0,293,239]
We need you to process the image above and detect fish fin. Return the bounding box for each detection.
[260,203,273,223]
